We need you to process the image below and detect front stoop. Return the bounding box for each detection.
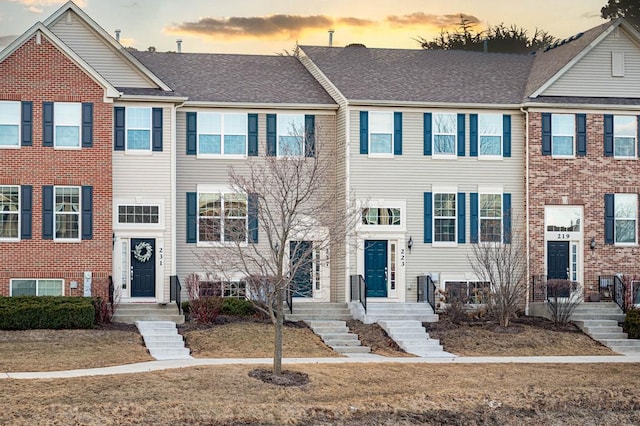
[378,320,455,358]
[113,303,185,324]
[285,303,352,321]
[571,303,640,355]
[351,302,439,324]
[135,321,192,360]
[305,320,371,355]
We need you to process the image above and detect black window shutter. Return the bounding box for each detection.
[470,192,479,243]
[457,113,465,156]
[424,192,432,243]
[360,111,368,155]
[305,114,315,157]
[469,114,478,157]
[576,114,586,156]
[503,114,512,158]
[604,114,613,157]
[81,186,93,240]
[423,113,432,155]
[152,107,163,151]
[542,113,552,155]
[21,101,33,146]
[604,194,614,244]
[186,112,197,155]
[186,192,197,243]
[42,102,54,147]
[42,186,54,239]
[248,193,259,243]
[82,102,93,148]
[394,112,402,155]
[266,114,277,156]
[503,193,512,244]
[20,185,32,239]
[458,192,465,244]
[248,113,258,156]
[114,107,125,151]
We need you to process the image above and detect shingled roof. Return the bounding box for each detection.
[300,45,535,105]
[130,51,335,105]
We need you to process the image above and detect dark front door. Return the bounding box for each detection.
[131,238,156,298]
[547,241,569,280]
[291,241,313,297]
[365,240,388,297]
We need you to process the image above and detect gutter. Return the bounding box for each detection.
[179,101,338,111]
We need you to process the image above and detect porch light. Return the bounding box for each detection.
[590,237,596,250]
[407,236,413,253]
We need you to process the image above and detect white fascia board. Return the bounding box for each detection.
[346,99,523,110]
[180,101,338,111]
[118,95,188,103]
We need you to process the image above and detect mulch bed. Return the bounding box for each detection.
[248,368,310,386]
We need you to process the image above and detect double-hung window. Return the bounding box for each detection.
[0,101,20,147]
[126,107,151,150]
[55,186,80,240]
[54,102,81,148]
[479,193,502,242]
[433,113,457,155]
[277,114,305,156]
[198,192,247,243]
[615,193,637,244]
[0,186,19,239]
[434,193,456,242]
[551,114,575,156]
[614,115,636,158]
[198,112,247,156]
[479,114,502,157]
[368,111,393,154]
[11,279,63,296]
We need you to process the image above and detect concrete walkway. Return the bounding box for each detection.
[2,355,640,380]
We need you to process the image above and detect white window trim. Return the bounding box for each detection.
[614,193,638,246]
[432,187,457,247]
[196,112,248,159]
[53,102,81,150]
[551,113,575,158]
[478,114,502,159]
[0,185,20,242]
[196,184,248,247]
[10,278,65,296]
[277,113,305,157]
[368,111,394,158]
[432,113,457,158]
[358,199,407,232]
[53,186,81,242]
[478,192,503,243]
[126,107,152,152]
[0,101,21,149]
[613,115,637,159]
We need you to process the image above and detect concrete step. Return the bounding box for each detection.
[324,338,362,347]
[363,314,440,324]
[114,304,185,325]
[589,332,628,340]
[286,314,353,321]
[149,348,192,360]
[598,338,640,347]
[330,345,370,354]
[135,321,191,360]
[582,326,624,334]
[573,319,619,328]
[610,346,640,354]
[570,313,626,322]
[377,320,454,358]
[305,320,372,355]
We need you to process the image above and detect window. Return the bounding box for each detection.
[54,102,81,148]
[480,193,502,242]
[0,186,19,239]
[126,107,151,150]
[0,101,20,147]
[55,186,80,240]
[552,114,575,156]
[434,193,456,242]
[362,207,401,225]
[11,279,63,296]
[198,112,247,156]
[198,280,247,298]
[445,281,489,304]
[614,115,636,158]
[433,113,457,155]
[615,193,637,244]
[277,114,304,156]
[369,111,393,154]
[479,114,502,156]
[198,192,247,243]
[118,205,159,224]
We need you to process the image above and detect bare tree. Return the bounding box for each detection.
[197,121,355,375]
[468,217,527,327]
[545,279,581,327]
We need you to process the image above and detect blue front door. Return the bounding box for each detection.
[365,240,387,297]
[131,238,156,298]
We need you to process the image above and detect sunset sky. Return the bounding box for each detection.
[1,0,608,54]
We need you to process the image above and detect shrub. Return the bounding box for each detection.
[624,308,640,339]
[221,298,256,317]
[546,279,581,327]
[93,297,114,325]
[0,296,95,330]
[189,296,223,324]
[444,298,469,325]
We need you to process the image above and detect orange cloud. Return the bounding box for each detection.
[386,12,480,28]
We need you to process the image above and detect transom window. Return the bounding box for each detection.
[361,207,401,225]
[277,114,304,156]
[433,113,457,155]
[546,207,581,232]
[434,193,456,242]
[615,193,637,244]
[0,186,19,239]
[0,101,20,147]
[11,279,63,296]
[198,112,247,156]
[198,192,247,243]
[126,107,151,150]
[118,205,159,224]
[479,114,502,156]
[54,102,81,148]
[55,186,80,240]
[614,115,636,158]
[369,111,393,154]
[552,114,575,156]
[480,193,502,242]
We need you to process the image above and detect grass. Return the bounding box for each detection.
[1,363,639,424]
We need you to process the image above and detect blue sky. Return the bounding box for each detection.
[1,0,607,54]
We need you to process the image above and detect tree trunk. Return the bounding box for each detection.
[273,287,284,375]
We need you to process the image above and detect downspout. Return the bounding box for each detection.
[521,106,530,315]
[170,101,183,303]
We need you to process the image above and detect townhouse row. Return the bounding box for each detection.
[2,1,640,309]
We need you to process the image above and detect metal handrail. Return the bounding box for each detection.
[350,274,367,313]
[417,275,437,312]
[108,276,114,310]
[613,275,626,312]
[286,284,293,314]
[170,275,182,314]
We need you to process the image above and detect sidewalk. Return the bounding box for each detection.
[2,354,640,380]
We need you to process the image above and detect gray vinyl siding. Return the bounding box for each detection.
[49,12,155,88]
[113,104,174,301]
[333,107,348,302]
[175,109,338,286]
[348,107,525,300]
[544,28,640,98]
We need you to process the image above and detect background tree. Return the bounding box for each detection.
[197,123,355,376]
[601,0,640,29]
[417,16,556,54]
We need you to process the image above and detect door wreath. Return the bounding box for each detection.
[133,241,153,263]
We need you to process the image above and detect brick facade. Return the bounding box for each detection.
[528,111,640,299]
[0,35,112,297]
